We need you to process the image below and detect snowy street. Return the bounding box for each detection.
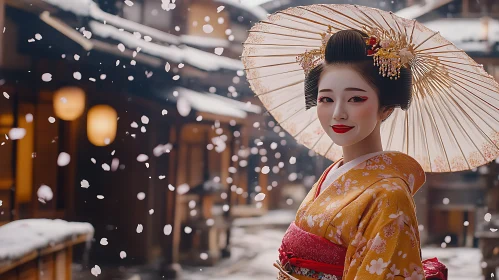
[68,210,488,279]
[179,210,486,280]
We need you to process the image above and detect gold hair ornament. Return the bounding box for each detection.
[296,25,416,80]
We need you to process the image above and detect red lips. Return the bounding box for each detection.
[331,125,354,133]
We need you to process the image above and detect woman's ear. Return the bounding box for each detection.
[380,106,395,122]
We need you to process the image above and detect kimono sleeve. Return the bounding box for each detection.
[343,178,425,280]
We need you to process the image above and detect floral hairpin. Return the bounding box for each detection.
[296,25,416,80]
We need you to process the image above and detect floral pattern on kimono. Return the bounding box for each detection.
[339,178,424,280]
[291,151,427,280]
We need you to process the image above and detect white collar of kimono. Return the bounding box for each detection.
[317,150,427,198]
[319,150,388,196]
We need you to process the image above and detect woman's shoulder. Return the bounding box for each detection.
[363,177,416,210]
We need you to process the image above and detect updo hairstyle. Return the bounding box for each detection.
[304,29,413,121]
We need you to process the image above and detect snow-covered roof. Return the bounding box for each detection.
[43,0,94,17]
[423,17,499,52]
[41,0,243,72]
[0,219,94,261]
[171,87,261,119]
[214,0,268,21]
[180,35,230,48]
[395,0,452,20]
[89,21,242,71]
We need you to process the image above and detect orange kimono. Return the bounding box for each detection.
[275,151,447,280]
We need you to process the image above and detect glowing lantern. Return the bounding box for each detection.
[53,87,85,120]
[87,105,117,146]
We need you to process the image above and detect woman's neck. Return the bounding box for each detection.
[341,125,383,165]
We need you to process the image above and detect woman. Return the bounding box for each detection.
[274,30,447,280]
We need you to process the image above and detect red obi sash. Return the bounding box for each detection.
[278,222,448,279]
[279,222,346,277]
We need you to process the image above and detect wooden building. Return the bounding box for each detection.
[0,0,263,277]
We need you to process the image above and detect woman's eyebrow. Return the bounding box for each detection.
[318,87,367,93]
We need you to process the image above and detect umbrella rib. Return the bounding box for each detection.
[390,12,405,37]
[264,93,303,114]
[278,11,333,30]
[416,78,451,170]
[259,20,324,35]
[423,72,473,170]
[242,42,318,47]
[291,116,319,138]
[253,80,303,97]
[276,107,305,126]
[412,83,433,171]
[440,84,493,166]
[309,130,326,151]
[413,93,433,171]
[448,71,499,98]
[412,64,449,169]
[318,4,370,29]
[415,43,455,53]
[409,19,416,46]
[448,72,499,104]
[448,69,498,88]
[352,5,385,31]
[421,55,469,62]
[451,80,499,127]
[377,9,398,37]
[433,57,483,65]
[438,83,496,166]
[409,96,416,157]
[243,53,307,58]
[322,140,336,158]
[451,85,499,153]
[244,61,297,71]
[439,62,495,80]
[246,69,303,81]
[413,31,440,51]
[417,50,466,55]
[426,60,499,158]
[248,30,320,41]
[299,5,364,30]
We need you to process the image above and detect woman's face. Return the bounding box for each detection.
[317,65,382,147]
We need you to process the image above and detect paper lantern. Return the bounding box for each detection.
[53,86,85,121]
[87,105,117,146]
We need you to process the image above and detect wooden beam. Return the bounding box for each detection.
[0,233,91,275]
[463,0,469,16]
[0,0,4,67]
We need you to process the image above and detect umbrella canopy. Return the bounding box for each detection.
[242,4,499,172]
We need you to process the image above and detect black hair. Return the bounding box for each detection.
[304,29,413,121]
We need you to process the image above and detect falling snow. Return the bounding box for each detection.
[57,152,71,166]
[136,224,143,233]
[8,128,26,140]
[81,180,90,188]
[41,73,52,82]
[214,47,224,55]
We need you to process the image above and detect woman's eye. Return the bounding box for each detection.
[318,96,367,103]
[350,96,368,102]
[318,96,333,103]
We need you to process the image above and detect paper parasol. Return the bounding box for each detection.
[241,4,499,172]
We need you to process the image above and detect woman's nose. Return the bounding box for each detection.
[332,104,347,120]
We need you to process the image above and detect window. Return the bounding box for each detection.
[187,1,229,40]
